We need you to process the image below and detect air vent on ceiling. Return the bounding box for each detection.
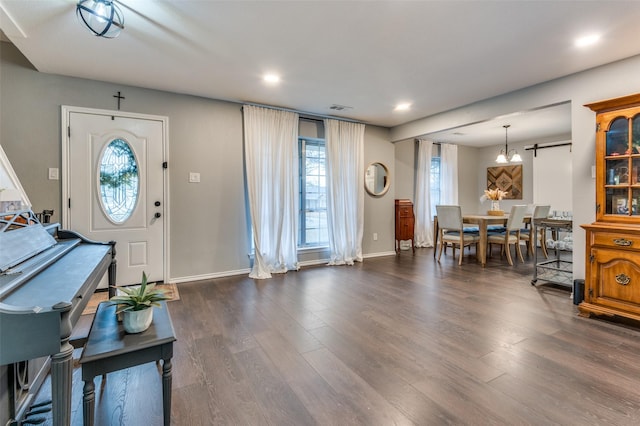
[329,104,353,111]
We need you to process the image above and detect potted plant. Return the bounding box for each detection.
[108,271,169,333]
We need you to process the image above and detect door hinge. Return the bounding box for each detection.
[590,254,595,263]
[589,288,593,296]
[67,126,71,137]
[162,162,168,169]
[68,198,71,208]
[596,203,600,214]
[596,123,601,132]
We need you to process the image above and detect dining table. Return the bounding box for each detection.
[433,213,530,267]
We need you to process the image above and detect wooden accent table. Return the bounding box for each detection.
[80,302,176,426]
[395,199,415,253]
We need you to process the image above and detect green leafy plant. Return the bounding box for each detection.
[108,272,169,314]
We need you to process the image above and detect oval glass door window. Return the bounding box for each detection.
[99,139,139,223]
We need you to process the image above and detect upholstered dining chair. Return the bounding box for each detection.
[487,204,528,266]
[520,204,551,258]
[435,205,480,265]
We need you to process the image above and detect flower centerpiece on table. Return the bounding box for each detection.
[481,188,508,215]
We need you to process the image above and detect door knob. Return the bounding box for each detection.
[155,201,161,207]
[155,212,162,218]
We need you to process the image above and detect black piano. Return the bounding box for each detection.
[0,210,116,426]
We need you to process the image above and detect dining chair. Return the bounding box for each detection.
[435,205,480,265]
[487,204,528,266]
[520,204,551,258]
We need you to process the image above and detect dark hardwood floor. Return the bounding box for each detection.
[34,246,640,425]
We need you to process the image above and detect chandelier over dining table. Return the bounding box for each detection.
[495,124,522,163]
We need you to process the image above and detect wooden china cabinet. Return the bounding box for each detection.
[581,93,640,321]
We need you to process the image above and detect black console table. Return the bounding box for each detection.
[79,302,176,426]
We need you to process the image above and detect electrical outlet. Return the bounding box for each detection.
[189,172,200,183]
[373,233,378,241]
[48,168,59,180]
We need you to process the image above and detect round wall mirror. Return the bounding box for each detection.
[365,162,390,196]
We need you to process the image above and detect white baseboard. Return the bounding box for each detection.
[363,251,397,259]
[169,268,251,284]
[170,250,398,284]
[298,258,330,267]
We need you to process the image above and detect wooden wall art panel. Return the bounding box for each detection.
[487,165,522,199]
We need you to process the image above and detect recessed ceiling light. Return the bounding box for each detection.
[263,74,280,84]
[575,33,601,48]
[395,103,411,111]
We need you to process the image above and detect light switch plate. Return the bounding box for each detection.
[189,172,200,183]
[48,167,59,180]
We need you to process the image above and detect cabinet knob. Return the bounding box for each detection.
[613,238,633,247]
[615,273,631,286]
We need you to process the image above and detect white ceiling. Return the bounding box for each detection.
[2,1,640,143]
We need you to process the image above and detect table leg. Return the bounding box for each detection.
[433,216,439,258]
[477,219,488,267]
[83,378,95,426]
[162,358,172,426]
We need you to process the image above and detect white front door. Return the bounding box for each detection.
[63,108,167,286]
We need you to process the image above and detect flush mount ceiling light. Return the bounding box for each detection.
[394,103,411,111]
[495,125,522,164]
[76,0,124,38]
[575,33,601,48]
[263,74,280,84]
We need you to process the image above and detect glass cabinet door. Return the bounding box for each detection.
[604,113,640,217]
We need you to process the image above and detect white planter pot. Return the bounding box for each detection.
[123,308,153,333]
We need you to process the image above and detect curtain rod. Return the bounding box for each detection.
[242,102,364,124]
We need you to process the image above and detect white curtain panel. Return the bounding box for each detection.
[440,143,459,205]
[324,119,365,265]
[243,105,299,279]
[414,139,434,247]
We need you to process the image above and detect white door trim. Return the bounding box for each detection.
[61,105,171,283]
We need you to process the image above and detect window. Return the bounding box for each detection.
[430,155,441,218]
[299,137,328,247]
[99,138,139,223]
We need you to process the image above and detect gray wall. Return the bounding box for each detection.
[393,138,415,201]
[0,41,395,282]
[362,125,395,256]
[391,53,640,279]
[394,131,573,216]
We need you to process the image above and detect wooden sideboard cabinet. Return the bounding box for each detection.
[581,224,640,320]
[581,94,640,321]
[395,199,415,254]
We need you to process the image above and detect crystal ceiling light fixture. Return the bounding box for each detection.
[495,124,522,163]
[76,0,125,38]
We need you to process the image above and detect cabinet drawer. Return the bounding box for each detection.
[592,232,640,251]
[397,206,412,217]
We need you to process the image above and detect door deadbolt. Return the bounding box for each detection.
[155,212,162,218]
[155,201,161,207]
